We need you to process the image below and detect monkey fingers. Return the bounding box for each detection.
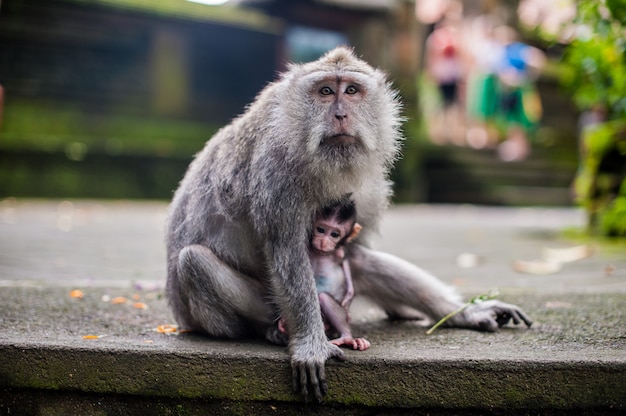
[291,342,345,402]
[462,300,533,332]
[331,336,371,351]
[353,337,371,351]
[492,302,533,328]
[292,358,330,403]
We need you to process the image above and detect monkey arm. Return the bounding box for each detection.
[347,244,532,331]
[260,215,345,402]
[340,258,354,310]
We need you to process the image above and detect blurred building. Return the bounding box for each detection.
[0,0,579,205]
[0,0,409,199]
[0,0,284,124]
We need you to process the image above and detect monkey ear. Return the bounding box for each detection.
[346,223,362,243]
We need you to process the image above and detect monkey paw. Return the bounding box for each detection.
[457,300,533,332]
[330,336,371,351]
[290,339,345,402]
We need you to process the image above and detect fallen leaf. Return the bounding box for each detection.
[69,289,84,299]
[542,245,592,263]
[132,294,141,301]
[82,335,100,340]
[156,324,178,334]
[110,297,128,304]
[512,260,562,275]
[133,302,148,310]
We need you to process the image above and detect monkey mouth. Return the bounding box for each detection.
[310,247,335,256]
[322,134,359,146]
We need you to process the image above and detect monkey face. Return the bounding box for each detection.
[310,218,352,254]
[309,73,376,147]
[272,48,402,177]
[314,78,363,144]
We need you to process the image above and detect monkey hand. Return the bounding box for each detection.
[290,337,345,402]
[455,300,533,332]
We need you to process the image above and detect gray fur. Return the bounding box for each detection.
[165,47,531,402]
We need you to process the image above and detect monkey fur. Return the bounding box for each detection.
[166,47,532,402]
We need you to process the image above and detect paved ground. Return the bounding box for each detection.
[0,199,624,414]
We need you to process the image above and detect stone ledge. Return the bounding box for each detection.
[0,287,624,414]
[1,341,624,412]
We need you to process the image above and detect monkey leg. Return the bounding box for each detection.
[319,293,352,341]
[175,244,273,338]
[348,244,532,332]
[319,292,370,351]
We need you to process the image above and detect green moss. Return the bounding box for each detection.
[1,100,218,157]
[69,0,282,34]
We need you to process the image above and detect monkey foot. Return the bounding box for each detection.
[330,336,371,351]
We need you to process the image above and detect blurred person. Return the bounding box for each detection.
[493,26,545,162]
[424,17,465,144]
[465,23,545,160]
[464,16,505,149]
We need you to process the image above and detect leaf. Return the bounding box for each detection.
[512,260,562,275]
[542,245,593,263]
[155,325,178,334]
[69,289,84,299]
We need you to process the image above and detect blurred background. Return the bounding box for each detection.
[0,0,624,235]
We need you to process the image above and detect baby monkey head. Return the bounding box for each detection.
[310,199,362,255]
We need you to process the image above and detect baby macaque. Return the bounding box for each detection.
[278,199,370,350]
[310,199,370,350]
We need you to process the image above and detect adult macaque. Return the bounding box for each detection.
[278,198,369,351]
[166,47,532,402]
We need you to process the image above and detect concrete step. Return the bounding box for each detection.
[0,201,624,415]
[422,146,578,205]
[1,288,624,415]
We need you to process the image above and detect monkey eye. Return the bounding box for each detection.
[319,86,334,96]
[316,226,326,234]
[345,85,358,95]
[330,231,341,238]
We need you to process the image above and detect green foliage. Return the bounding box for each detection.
[600,191,626,237]
[559,1,626,237]
[562,0,626,117]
